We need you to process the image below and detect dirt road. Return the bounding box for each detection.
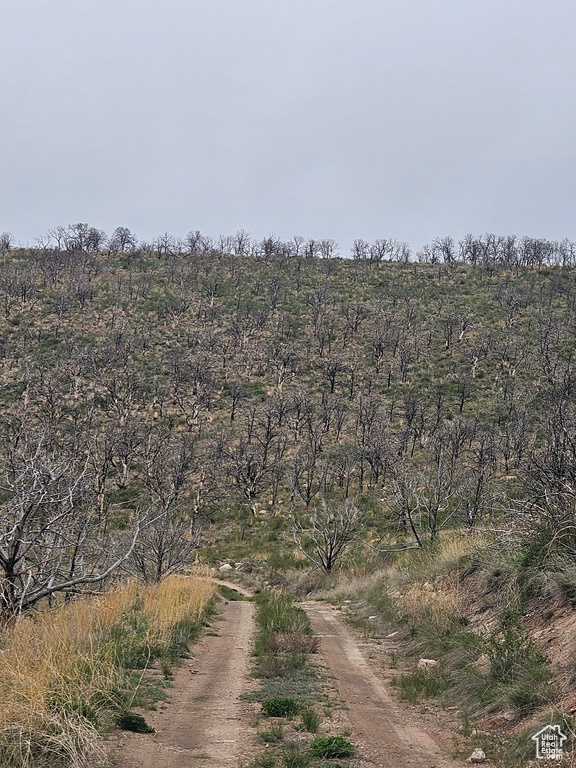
[302,601,463,768]
[111,599,256,768]
[112,592,467,768]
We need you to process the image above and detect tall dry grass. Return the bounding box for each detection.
[395,575,464,633]
[0,572,216,768]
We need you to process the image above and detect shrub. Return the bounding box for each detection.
[485,609,548,682]
[393,666,453,704]
[115,711,154,733]
[258,720,284,743]
[262,697,299,718]
[257,653,287,678]
[309,736,354,758]
[266,633,319,655]
[251,751,277,768]
[255,590,313,636]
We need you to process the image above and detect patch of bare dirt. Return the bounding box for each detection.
[302,601,466,768]
[108,599,258,768]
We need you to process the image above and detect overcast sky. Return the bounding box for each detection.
[2,1,575,254]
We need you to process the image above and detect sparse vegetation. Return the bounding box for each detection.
[392,666,454,705]
[300,709,321,733]
[258,720,285,743]
[250,589,322,711]
[4,232,576,764]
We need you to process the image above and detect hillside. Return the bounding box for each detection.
[2,239,576,762]
[0,244,573,563]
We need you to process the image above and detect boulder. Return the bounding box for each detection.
[467,748,486,763]
[219,563,233,573]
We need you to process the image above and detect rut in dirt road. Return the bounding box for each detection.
[112,599,255,768]
[303,601,462,768]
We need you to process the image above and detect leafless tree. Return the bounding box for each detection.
[292,235,306,257]
[290,499,363,572]
[318,238,339,259]
[0,232,14,254]
[223,429,277,516]
[351,239,370,261]
[390,454,463,547]
[109,226,138,254]
[0,430,141,618]
[232,229,252,255]
[291,437,331,506]
[128,429,200,582]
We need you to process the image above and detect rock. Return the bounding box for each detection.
[368,615,377,620]
[417,658,440,670]
[467,748,486,763]
[219,563,233,573]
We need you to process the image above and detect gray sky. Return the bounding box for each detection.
[2,0,576,254]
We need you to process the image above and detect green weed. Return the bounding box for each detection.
[251,750,277,768]
[115,711,155,733]
[281,742,310,767]
[258,720,285,743]
[392,667,453,704]
[309,736,354,758]
[300,708,321,733]
[261,697,299,718]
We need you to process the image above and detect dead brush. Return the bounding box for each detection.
[0,712,106,768]
[142,570,215,638]
[267,632,320,655]
[257,652,287,678]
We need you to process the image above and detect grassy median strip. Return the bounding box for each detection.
[248,589,354,768]
[0,573,216,768]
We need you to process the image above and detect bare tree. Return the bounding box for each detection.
[351,239,370,260]
[0,232,14,254]
[318,239,339,259]
[109,226,138,254]
[291,439,330,506]
[0,430,141,618]
[224,435,275,516]
[290,499,363,572]
[390,455,462,547]
[129,429,200,582]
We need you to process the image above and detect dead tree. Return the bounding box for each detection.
[290,499,363,572]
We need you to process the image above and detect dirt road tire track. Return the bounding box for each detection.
[302,601,462,768]
[110,599,256,768]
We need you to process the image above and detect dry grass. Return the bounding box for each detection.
[393,532,480,580]
[395,575,464,633]
[0,573,216,767]
[266,632,320,655]
[142,571,215,644]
